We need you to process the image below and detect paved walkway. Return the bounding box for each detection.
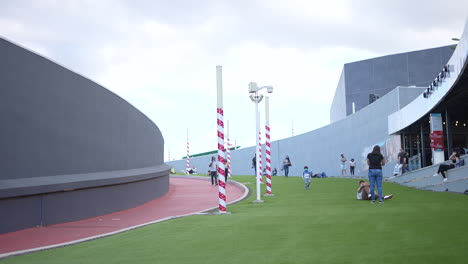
[0,176,248,258]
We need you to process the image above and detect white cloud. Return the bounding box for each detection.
[0,0,466,159]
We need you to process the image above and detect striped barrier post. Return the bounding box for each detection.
[186,129,190,174]
[227,137,232,177]
[258,131,263,183]
[216,66,227,213]
[265,97,272,195]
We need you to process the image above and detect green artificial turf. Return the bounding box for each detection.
[3,176,468,264]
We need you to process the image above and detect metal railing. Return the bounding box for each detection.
[408,154,422,171]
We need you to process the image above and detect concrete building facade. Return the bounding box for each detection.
[330,46,455,123]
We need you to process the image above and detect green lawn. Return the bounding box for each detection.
[3,176,468,264]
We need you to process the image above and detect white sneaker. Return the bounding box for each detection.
[433,173,439,177]
[443,178,448,182]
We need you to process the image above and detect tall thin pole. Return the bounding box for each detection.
[265,97,273,195]
[168,146,171,162]
[255,98,262,202]
[445,108,452,156]
[292,119,294,136]
[216,66,227,213]
[186,129,190,174]
[421,123,426,167]
[235,129,237,149]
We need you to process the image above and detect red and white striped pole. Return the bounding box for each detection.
[265,96,273,195]
[186,129,190,174]
[216,66,227,213]
[258,130,263,183]
[226,121,232,178]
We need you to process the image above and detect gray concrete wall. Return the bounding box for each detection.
[169,87,425,178]
[330,69,346,123]
[0,37,165,180]
[397,86,427,108]
[0,173,169,234]
[0,37,170,234]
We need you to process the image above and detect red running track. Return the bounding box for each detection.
[0,176,248,258]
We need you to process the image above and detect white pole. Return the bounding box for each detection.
[235,129,237,149]
[292,119,294,136]
[254,93,263,202]
[216,65,227,213]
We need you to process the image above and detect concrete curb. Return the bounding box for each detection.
[0,176,250,260]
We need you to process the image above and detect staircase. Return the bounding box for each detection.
[387,155,468,194]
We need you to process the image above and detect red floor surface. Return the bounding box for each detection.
[0,176,247,258]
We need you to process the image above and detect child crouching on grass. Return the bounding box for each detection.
[302,166,312,189]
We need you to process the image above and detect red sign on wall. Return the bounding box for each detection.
[429,131,444,150]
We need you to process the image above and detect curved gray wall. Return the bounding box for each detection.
[0,38,163,179]
[0,37,170,234]
[168,86,425,178]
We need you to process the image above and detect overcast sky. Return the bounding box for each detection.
[1,0,467,161]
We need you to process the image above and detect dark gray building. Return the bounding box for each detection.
[330,45,455,123]
[0,37,170,234]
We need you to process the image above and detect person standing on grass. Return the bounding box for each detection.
[283,155,292,177]
[209,156,218,185]
[252,155,257,176]
[397,148,406,175]
[366,145,385,204]
[340,154,347,176]
[223,160,229,182]
[349,158,356,176]
[302,166,312,189]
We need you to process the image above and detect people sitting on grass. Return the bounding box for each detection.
[433,151,460,182]
[356,180,393,201]
[312,171,327,178]
[272,168,278,176]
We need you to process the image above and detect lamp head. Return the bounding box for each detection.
[266,86,273,93]
[248,82,258,93]
[249,94,264,102]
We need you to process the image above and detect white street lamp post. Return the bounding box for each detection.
[249,82,273,203]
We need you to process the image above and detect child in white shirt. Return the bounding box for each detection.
[302,166,312,189]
